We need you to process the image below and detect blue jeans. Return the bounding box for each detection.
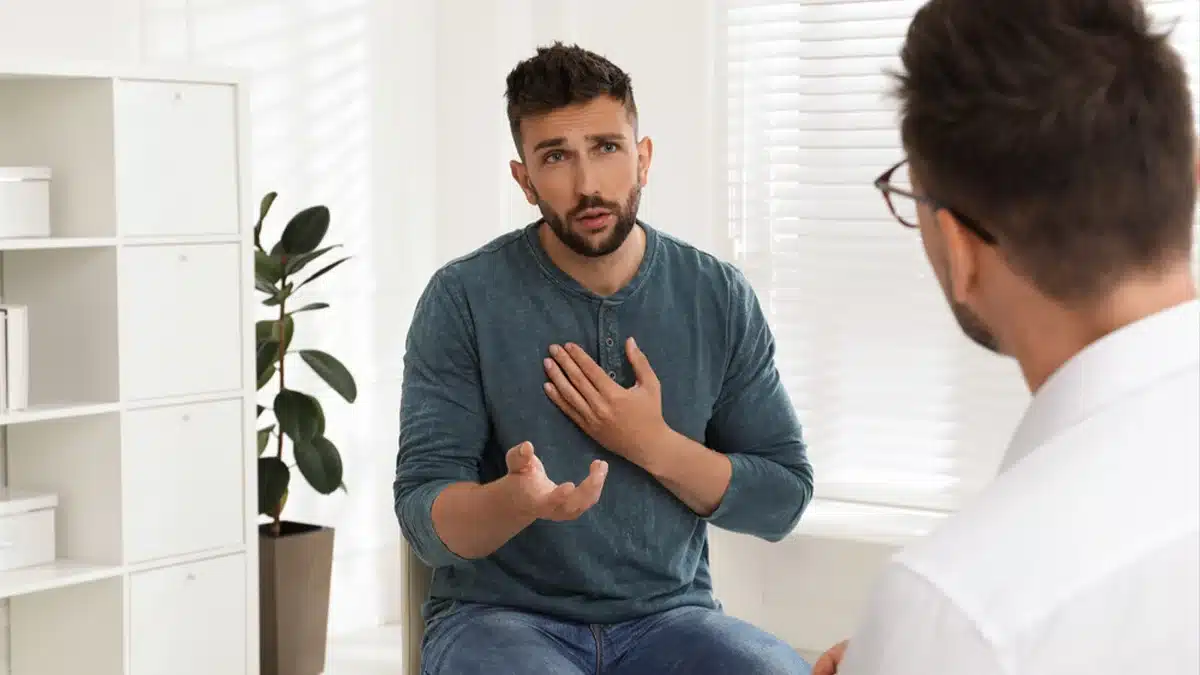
[421,601,812,675]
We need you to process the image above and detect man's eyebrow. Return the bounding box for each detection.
[533,137,566,152]
[586,132,625,144]
[532,133,627,153]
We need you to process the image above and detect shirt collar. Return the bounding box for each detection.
[1001,298,1200,472]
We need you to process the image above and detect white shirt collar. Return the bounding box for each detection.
[1002,298,1200,472]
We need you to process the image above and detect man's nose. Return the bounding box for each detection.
[574,158,600,195]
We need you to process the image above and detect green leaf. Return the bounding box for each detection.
[257,364,276,390]
[255,276,277,297]
[256,340,280,382]
[262,282,292,307]
[260,192,278,221]
[257,404,266,418]
[255,316,294,352]
[294,434,344,495]
[288,302,329,316]
[284,245,339,277]
[255,191,277,251]
[255,249,284,284]
[292,257,350,294]
[257,425,274,455]
[298,349,358,403]
[273,389,324,443]
[258,457,290,516]
[278,205,330,255]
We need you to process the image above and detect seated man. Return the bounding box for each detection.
[394,42,814,675]
[814,0,1200,673]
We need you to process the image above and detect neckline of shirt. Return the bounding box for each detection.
[1001,298,1200,472]
[521,219,662,306]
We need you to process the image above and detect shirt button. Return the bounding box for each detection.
[607,370,617,379]
[605,337,614,346]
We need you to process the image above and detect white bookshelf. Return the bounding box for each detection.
[0,62,257,675]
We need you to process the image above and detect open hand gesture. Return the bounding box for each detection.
[504,441,607,521]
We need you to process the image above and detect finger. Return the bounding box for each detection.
[577,460,608,505]
[540,481,576,520]
[561,343,621,396]
[544,381,590,431]
[557,461,608,518]
[812,655,833,675]
[505,441,535,474]
[549,344,608,405]
[543,361,593,418]
[626,337,658,388]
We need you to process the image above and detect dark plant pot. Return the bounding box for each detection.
[259,521,335,675]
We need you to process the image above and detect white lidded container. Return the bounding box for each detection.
[0,488,57,572]
[0,166,52,238]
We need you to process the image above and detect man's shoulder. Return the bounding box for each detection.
[418,227,537,308]
[435,227,530,286]
[893,414,1200,642]
[648,224,752,299]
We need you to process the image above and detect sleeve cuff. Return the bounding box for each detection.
[398,479,472,569]
[702,453,750,525]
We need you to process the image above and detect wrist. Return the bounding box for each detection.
[639,424,687,479]
[490,474,540,524]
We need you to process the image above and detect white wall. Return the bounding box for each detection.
[0,0,894,659]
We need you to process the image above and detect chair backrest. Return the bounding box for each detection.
[401,539,434,674]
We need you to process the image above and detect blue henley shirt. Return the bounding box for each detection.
[394,221,813,625]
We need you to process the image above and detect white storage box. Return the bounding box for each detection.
[0,166,52,238]
[0,489,57,571]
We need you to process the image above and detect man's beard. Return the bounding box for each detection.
[950,299,1001,354]
[537,184,642,258]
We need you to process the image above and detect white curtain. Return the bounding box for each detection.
[720,0,1200,516]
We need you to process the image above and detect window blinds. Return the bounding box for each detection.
[721,0,1200,514]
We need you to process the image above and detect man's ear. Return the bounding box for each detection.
[510,160,538,206]
[937,208,980,304]
[636,136,654,187]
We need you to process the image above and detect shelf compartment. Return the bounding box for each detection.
[9,575,125,675]
[7,413,124,565]
[1,246,120,407]
[0,78,119,239]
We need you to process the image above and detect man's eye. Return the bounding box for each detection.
[601,143,618,153]
[544,151,564,164]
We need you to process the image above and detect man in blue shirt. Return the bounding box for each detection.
[395,42,814,675]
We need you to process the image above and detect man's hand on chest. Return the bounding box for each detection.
[541,337,673,472]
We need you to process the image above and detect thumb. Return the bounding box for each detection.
[626,337,658,387]
[505,441,535,474]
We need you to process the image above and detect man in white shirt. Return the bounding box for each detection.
[814,0,1200,673]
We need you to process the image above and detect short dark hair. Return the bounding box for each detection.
[893,0,1197,302]
[504,42,638,156]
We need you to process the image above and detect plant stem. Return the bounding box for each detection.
[271,288,287,537]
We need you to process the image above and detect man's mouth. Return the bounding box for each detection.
[575,208,614,230]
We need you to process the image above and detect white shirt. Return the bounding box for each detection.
[839,300,1200,675]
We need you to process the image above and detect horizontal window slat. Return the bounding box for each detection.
[728,36,901,60]
[728,0,924,23]
[727,54,900,78]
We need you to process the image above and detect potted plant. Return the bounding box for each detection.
[253,191,358,675]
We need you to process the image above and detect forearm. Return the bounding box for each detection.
[643,428,733,517]
[644,430,812,541]
[395,474,533,567]
[430,477,535,560]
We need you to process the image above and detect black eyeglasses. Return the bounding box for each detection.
[873,158,996,245]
